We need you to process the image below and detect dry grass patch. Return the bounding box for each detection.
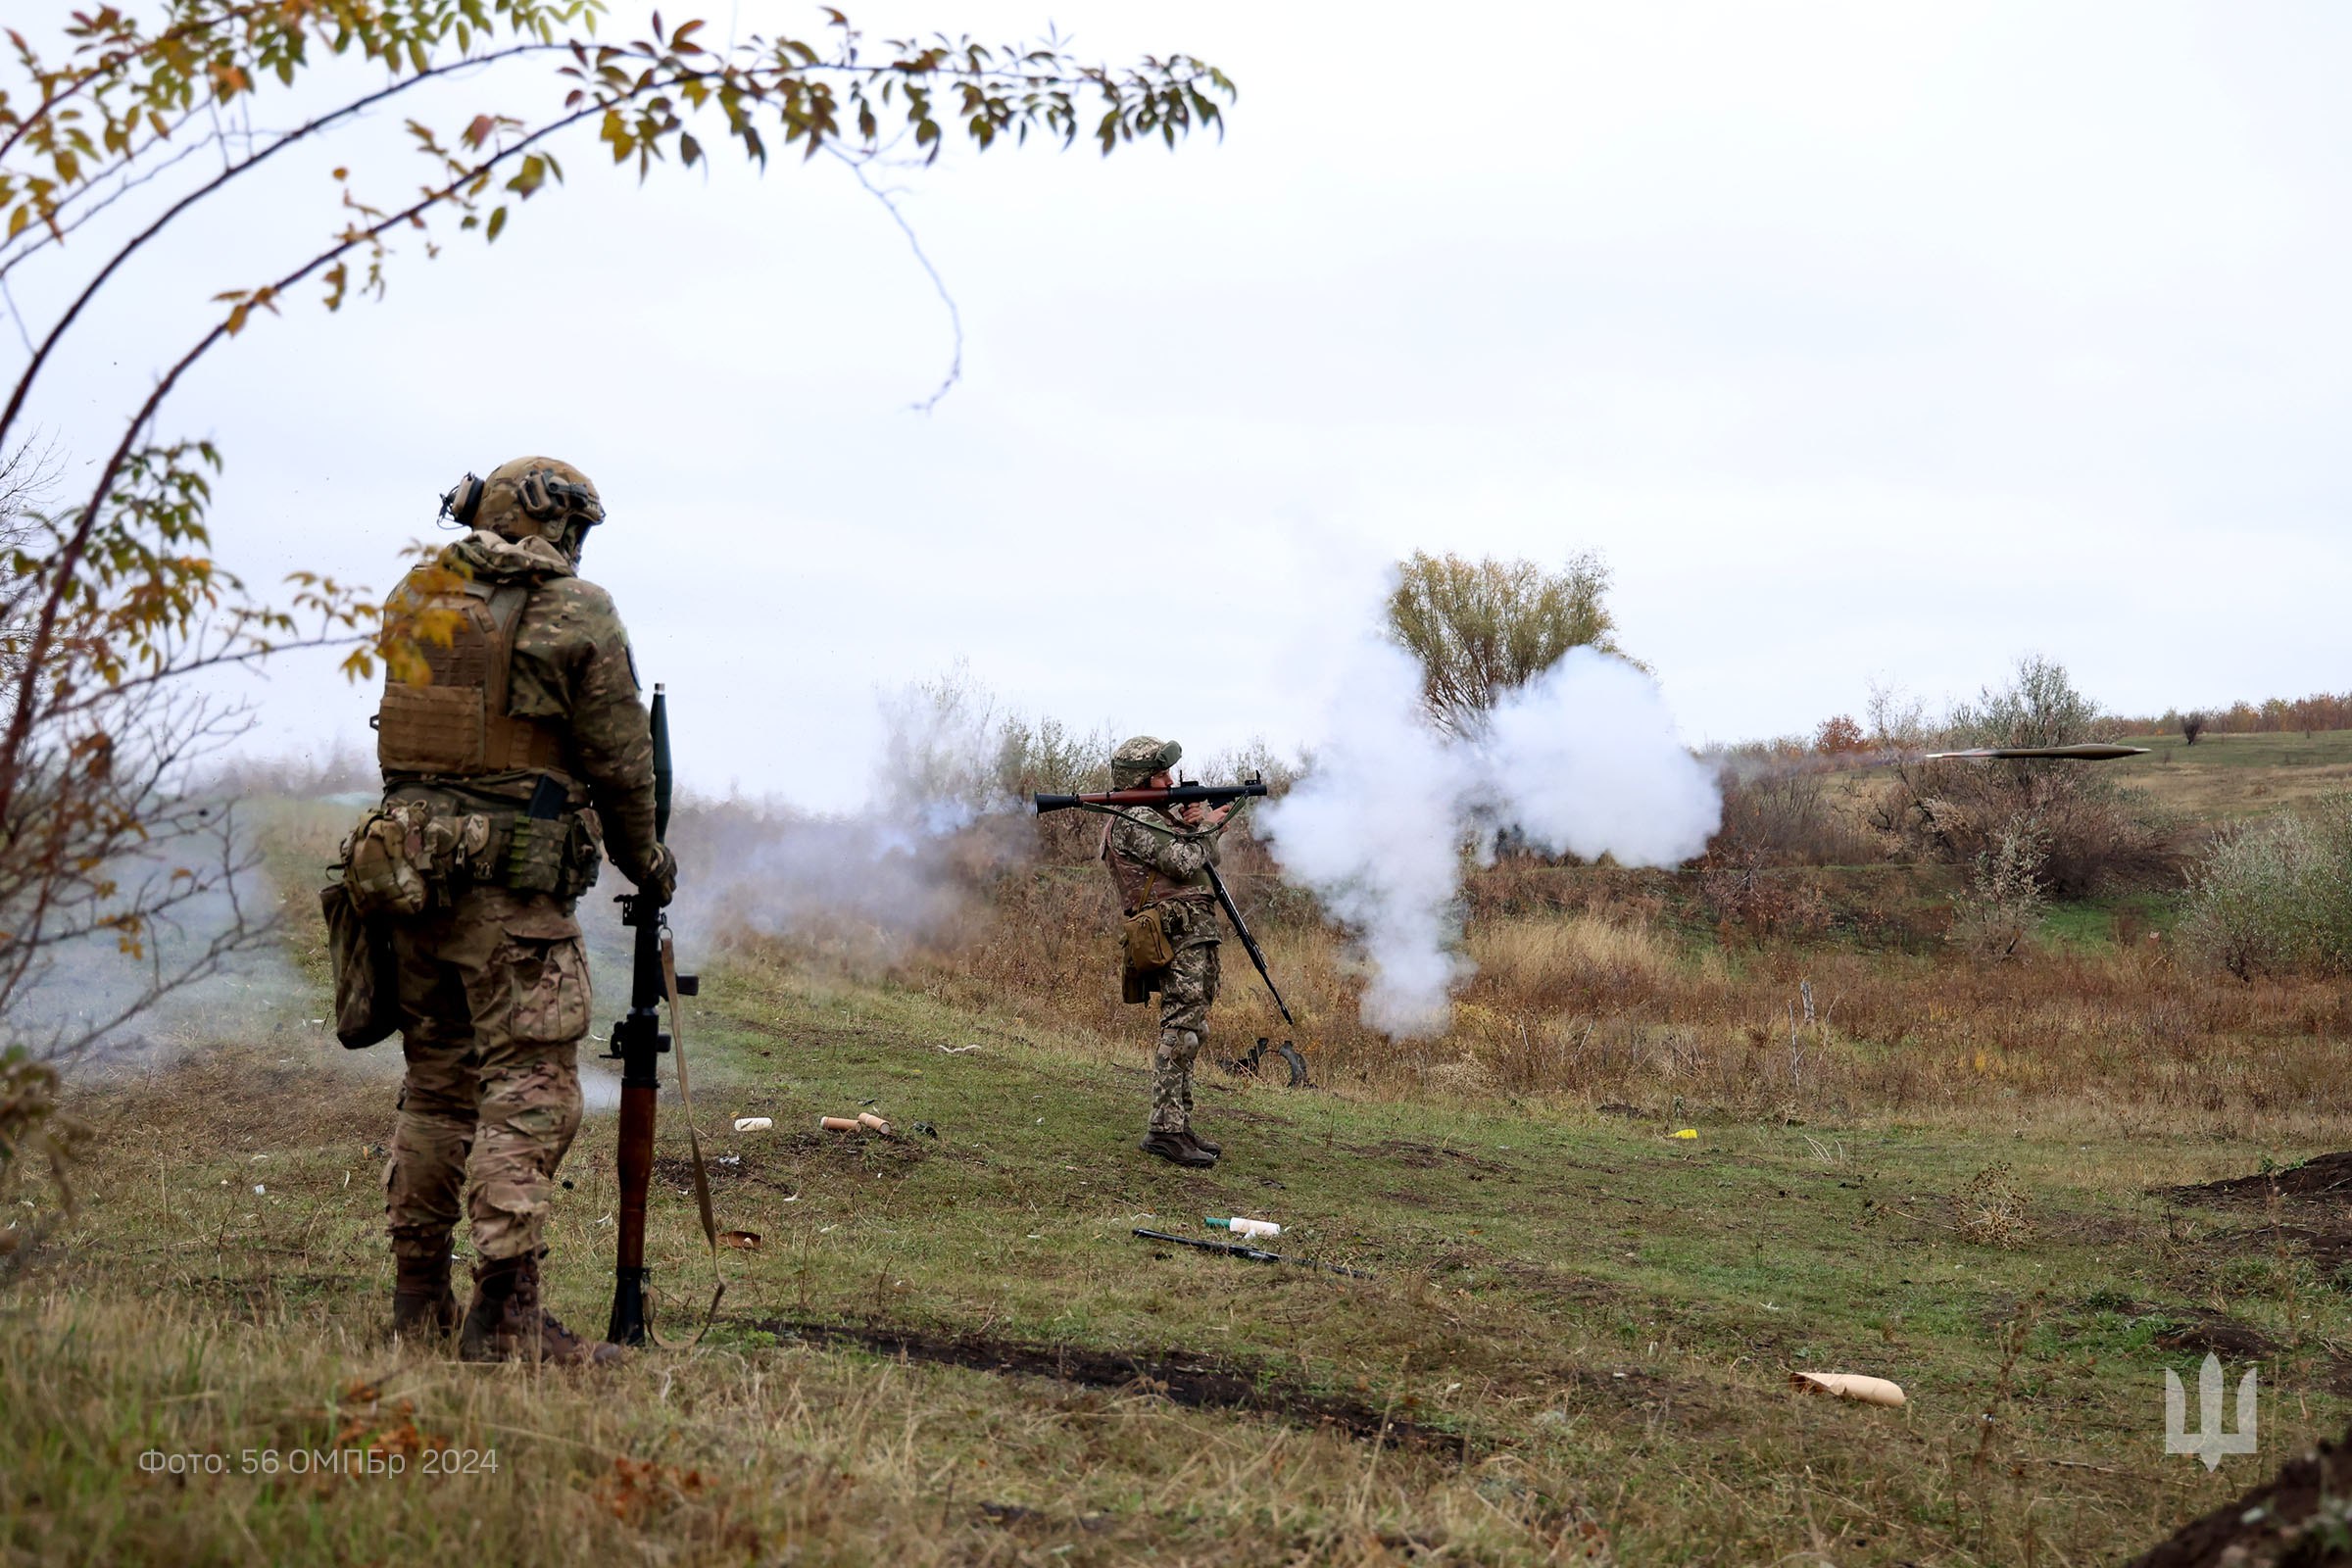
[1952,1162,2034,1249]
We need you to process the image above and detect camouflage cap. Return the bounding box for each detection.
[1111,735,1182,787]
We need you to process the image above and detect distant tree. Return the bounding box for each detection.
[2180,711,2207,747]
[1947,655,2109,749]
[1865,681,1931,752]
[1814,714,1867,755]
[0,2,1238,1068]
[1385,551,1628,737]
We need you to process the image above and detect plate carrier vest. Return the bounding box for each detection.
[375,568,568,783]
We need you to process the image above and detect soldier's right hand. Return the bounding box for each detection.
[639,843,679,906]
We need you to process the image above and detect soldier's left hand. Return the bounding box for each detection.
[640,843,679,906]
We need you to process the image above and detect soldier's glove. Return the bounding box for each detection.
[638,843,679,907]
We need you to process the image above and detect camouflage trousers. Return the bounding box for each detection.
[1148,939,1220,1135]
[384,885,593,1264]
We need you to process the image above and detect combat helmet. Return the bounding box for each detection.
[439,456,606,564]
[1111,735,1182,787]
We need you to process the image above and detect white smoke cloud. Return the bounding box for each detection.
[663,670,1029,961]
[1259,641,1721,1038]
[1253,641,1472,1036]
[1473,648,1725,868]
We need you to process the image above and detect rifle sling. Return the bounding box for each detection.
[644,924,724,1349]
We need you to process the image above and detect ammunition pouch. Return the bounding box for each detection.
[495,807,604,899]
[339,801,433,918]
[1120,905,1176,1003]
[318,877,400,1049]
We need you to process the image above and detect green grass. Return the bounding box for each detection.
[2126,728,2352,820]
[9,948,2348,1565]
[2036,892,2181,951]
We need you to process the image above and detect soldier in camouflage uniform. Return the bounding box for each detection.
[366,456,677,1366]
[1102,736,1237,1168]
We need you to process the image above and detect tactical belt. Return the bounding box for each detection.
[380,771,601,900]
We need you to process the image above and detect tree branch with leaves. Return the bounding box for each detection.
[0,0,1235,1070]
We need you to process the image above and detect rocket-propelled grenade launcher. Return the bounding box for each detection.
[605,684,697,1348]
[1033,775,1297,1029]
[1032,778,1270,814]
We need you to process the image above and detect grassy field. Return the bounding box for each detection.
[8,944,2351,1566]
[2109,729,2352,822]
[7,746,2350,1564]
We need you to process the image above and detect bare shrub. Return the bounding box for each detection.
[1950,817,2047,957]
[2183,793,2352,978]
[1707,755,1881,869]
[1866,681,1932,752]
[1876,657,2177,900]
[1695,858,1835,946]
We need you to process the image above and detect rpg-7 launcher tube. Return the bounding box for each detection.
[607,683,678,1349]
[651,685,673,839]
[1033,778,1268,815]
[605,890,670,1348]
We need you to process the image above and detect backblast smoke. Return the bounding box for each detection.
[663,673,1028,965]
[1258,642,1721,1037]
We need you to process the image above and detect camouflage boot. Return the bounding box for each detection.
[460,1250,622,1367]
[1139,1131,1215,1168]
[391,1242,461,1339]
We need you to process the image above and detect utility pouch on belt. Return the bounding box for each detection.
[499,779,601,899]
[318,877,399,1049]
[1121,905,1176,1004]
[340,803,431,918]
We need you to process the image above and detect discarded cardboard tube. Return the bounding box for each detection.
[1788,1371,1906,1407]
[733,1116,773,1133]
[1207,1216,1281,1239]
[818,1116,861,1132]
[857,1111,893,1135]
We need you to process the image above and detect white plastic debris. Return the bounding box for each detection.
[1207,1216,1281,1239]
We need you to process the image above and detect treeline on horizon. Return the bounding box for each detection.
[2116,691,2352,739]
[1738,686,2351,762]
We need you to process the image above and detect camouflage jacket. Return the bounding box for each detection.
[1102,807,1224,947]
[387,530,662,887]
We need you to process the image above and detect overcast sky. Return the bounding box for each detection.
[13,1,2349,808]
